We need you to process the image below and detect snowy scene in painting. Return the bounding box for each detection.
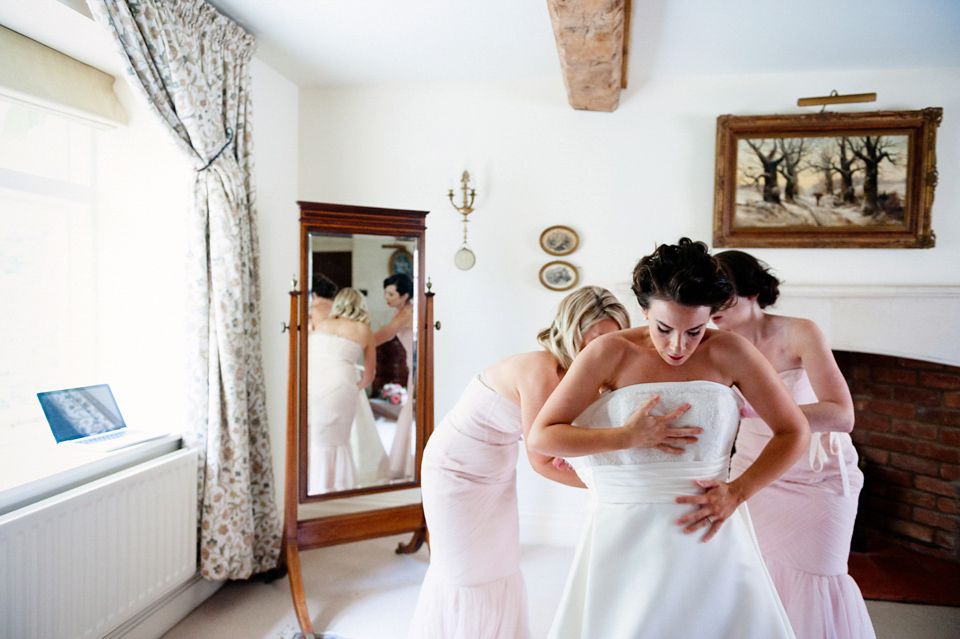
[734,135,909,228]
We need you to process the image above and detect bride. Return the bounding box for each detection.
[528,238,810,639]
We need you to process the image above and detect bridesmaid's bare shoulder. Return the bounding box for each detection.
[483,350,560,400]
[495,350,561,380]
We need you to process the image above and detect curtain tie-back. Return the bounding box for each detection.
[197,127,234,172]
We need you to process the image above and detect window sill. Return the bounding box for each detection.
[0,424,183,516]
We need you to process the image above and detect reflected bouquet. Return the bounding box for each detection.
[381,383,408,406]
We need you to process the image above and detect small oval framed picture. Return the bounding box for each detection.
[539,225,579,256]
[539,260,579,292]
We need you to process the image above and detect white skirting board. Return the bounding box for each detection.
[104,573,222,639]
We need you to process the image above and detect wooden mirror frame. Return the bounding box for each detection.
[284,202,434,637]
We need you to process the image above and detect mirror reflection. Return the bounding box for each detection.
[306,232,418,495]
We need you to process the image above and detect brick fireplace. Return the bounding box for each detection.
[835,351,960,562]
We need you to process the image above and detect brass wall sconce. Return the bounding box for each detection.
[448,170,477,270]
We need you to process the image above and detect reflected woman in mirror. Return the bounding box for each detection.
[308,273,338,331]
[307,287,376,494]
[528,239,808,639]
[713,250,874,639]
[375,273,416,479]
[409,286,663,639]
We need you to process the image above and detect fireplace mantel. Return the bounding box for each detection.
[615,283,960,367]
[775,285,960,368]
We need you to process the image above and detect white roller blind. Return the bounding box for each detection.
[0,24,126,129]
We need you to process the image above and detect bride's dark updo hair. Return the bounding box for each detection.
[714,250,781,309]
[631,238,734,313]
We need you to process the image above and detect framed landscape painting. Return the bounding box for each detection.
[713,108,941,248]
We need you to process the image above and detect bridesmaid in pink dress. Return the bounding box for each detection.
[408,286,669,639]
[375,273,416,479]
[713,250,875,639]
[308,288,377,494]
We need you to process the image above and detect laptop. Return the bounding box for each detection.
[37,384,166,452]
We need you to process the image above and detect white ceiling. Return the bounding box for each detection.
[1,0,959,88]
[206,0,960,87]
[206,0,561,86]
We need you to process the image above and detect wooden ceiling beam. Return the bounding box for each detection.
[547,0,630,112]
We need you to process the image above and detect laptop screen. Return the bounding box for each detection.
[37,384,127,443]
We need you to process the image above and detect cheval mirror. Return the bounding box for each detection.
[283,202,435,637]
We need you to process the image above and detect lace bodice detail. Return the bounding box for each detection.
[569,381,743,468]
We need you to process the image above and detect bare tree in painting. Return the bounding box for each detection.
[852,136,899,217]
[775,137,808,204]
[744,139,784,204]
[833,137,860,205]
[809,146,836,196]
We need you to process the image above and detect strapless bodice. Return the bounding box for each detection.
[570,380,743,468]
[309,331,364,363]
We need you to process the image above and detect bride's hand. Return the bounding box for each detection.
[675,479,745,542]
[623,396,701,454]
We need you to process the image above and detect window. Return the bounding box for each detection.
[0,98,98,431]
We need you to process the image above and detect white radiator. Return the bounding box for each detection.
[0,448,198,639]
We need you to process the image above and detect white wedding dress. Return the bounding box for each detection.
[550,380,795,639]
[350,392,389,487]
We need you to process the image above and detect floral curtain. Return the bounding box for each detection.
[87,0,281,580]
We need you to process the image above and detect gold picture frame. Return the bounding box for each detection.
[539,260,579,291]
[540,225,580,255]
[388,247,414,277]
[713,108,941,248]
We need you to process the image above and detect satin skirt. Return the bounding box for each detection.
[350,392,389,487]
[549,459,795,639]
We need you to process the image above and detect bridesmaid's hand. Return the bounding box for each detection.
[623,396,701,454]
[552,457,575,472]
[675,479,745,542]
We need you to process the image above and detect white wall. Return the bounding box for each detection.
[249,57,300,512]
[293,66,960,544]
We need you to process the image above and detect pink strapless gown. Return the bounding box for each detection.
[407,376,530,639]
[730,368,876,639]
[307,332,361,494]
[388,326,415,479]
